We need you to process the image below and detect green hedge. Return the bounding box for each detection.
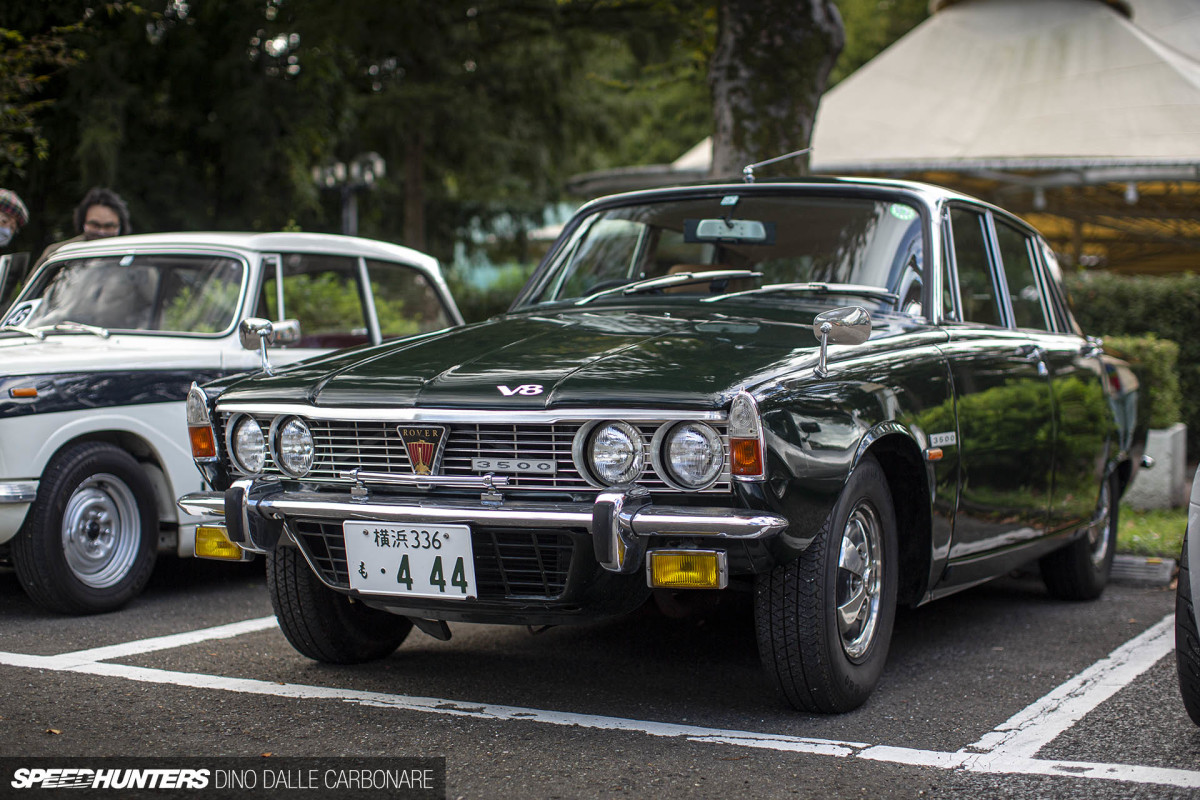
[1101,334,1182,431]
[1065,272,1193,443]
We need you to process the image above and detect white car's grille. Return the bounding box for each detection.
[217,413,732,494]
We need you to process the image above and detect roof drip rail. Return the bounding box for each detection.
[742,148,812,183]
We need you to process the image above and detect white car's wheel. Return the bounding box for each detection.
[1177,536,1200,725]
[12,442,157,614]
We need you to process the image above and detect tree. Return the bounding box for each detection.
[709,0,844,178]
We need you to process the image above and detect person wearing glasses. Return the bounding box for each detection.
[34,187,132,268]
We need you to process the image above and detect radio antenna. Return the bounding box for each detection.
[742,148,812,183]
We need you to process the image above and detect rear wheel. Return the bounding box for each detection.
[1177,536,1200,725]
[1040,472,1117,601]
[12,442,157,614]
[267,542,412,663]
[754,454,898,713]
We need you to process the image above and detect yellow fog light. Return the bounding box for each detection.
[194,524,250,562]
[647,550,727,589]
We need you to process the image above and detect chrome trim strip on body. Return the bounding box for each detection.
[0,482,38,504]
[339,470,511,488]
[213,403,728,424]
[177,489,788,541]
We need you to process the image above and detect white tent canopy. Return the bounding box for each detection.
[809,0,1200,172]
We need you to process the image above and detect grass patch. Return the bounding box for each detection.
[1117,503,1186,558]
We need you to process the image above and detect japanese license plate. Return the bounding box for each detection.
[343,522,476,600]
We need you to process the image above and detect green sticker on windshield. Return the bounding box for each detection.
[889,203,917,221]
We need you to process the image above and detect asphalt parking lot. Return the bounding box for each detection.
[0,558,1196,799]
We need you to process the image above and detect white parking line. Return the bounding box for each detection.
[0,612,1194,789]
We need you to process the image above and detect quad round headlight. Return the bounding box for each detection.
[588,421,644,485]
[274,416,314,477]
[230,416,266,474]
[662,422,724,489]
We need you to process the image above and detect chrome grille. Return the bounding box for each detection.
[290,519,574,599]
[219,413,731,494]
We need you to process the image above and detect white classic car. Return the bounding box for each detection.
[0,232,462,614]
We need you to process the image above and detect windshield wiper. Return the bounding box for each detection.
[28,322,112,339]
[0,324,45,340]
[703,282,899,304]
[574,270,763,306]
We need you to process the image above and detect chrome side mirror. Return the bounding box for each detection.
[238,318,303,375]
[812,306,871,377]
[271,319,302,346]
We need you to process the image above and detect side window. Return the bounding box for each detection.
[995,221,1048,331]
[365,259,453,340]
[259,254,369,349]
[949,208,1001,326]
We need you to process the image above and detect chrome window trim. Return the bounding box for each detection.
[214,403,728,425]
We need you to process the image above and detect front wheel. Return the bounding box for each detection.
[754,454,898,713]
[267,543,412,663]
[12,442,158,614]
[1040,472,1118,601]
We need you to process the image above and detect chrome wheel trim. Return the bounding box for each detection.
[60,473,141,589]
[1089,478,1112,569]
[836,499,883,661]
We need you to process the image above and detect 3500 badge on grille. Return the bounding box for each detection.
[343,522,477,600]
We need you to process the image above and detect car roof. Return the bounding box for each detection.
[47,231,442,274]
[578,175,985,211]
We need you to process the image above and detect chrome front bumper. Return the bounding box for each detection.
[178,482,789,575]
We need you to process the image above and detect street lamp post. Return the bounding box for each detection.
[311,152,386,236]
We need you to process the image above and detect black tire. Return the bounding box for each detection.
[754,454,898,713]
[12,442,158,614]
[1040,472,1118,601]
[267,542,412,663]
[1178,536,1200,725]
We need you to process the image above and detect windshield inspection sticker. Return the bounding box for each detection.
[929,431,957,448]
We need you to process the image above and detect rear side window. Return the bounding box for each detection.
[949,208,1001,326]
[995,221,1048,331]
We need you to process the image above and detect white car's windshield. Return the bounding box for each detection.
[12,253,244,334]
[525,193,925,312]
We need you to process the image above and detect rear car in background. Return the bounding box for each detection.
[0,232,462,614]
[181,178,1141,712]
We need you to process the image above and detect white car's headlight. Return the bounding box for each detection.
[662,422,724,489]
[274,416,314,477]
[588,421,644,485]
[230,416,266,474]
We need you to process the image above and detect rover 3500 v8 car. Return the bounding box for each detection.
[181,179,1139,712]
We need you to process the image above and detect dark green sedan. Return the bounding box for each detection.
[180,178,1141,713]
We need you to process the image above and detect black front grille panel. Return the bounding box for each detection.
[289,518,575,600]
[219,414,731,494]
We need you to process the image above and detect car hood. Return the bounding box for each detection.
[0,332,227,375]
[217,309,834,410]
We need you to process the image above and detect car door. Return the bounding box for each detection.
[997,224,1116,534]
[940,204,1056,561]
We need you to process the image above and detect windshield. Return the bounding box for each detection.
[525,193,926,311]
[14,253,245,334]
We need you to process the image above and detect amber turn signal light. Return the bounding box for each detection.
[189,425,217,459]
[730,437,763,476]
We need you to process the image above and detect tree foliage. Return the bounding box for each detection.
[1,0,928,266]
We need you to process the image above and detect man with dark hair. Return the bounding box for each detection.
[34,187,133,267]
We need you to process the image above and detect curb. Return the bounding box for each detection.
[1111,554,1176,587]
